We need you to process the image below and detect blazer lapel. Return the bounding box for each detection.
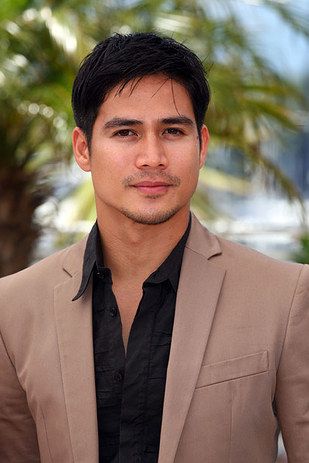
[159,216,226,463]
[53,242,99,462]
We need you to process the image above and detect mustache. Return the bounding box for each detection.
[122,171,181,187]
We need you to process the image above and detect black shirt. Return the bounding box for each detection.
[73,218,190,462]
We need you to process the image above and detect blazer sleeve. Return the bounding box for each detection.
[0,330,40,462]
[275,264,309,462]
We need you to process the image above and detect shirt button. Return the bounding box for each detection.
[108,307,118,318]
[114,370,123,383]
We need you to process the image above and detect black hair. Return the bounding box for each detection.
[72,32,210,144]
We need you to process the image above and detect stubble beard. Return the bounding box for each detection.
[120,204,182,225]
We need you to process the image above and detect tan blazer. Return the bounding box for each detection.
[0,215,309,463]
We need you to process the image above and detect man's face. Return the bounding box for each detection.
[73,74,209,225]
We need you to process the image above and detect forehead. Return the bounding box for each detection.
[97,74,195,120]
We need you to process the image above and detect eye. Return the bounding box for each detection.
[164,127,184,136]
[113,129,137,137]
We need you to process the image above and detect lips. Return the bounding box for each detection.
[134,181,171,187]
[132,181,172,195]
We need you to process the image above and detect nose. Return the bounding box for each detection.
[135,134,168,169]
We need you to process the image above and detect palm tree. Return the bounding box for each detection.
[0,1,82,275]
[0,0,308,276]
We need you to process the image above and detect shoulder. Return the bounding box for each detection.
[186,217,309,329]
[217,234,306,292]
[0,236,87,297]
[218,233,299,271]
[187,215,305,285]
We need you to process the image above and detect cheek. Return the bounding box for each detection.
[90,145,123,177]
[178,152,201,180]
[183,160,201,192]
[186,170,200,193]
[90,154,130,198]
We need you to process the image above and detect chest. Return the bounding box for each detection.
[114,284,143,348]
[92,273,177,347]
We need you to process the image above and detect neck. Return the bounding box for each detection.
[97,208,190,283]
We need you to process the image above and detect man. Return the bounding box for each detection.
[0,32,308,463]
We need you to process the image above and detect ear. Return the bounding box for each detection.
[72,127,91,172]
[198,125,209,169]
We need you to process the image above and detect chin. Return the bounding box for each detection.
[120,207,181,225]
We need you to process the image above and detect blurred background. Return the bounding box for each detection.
[1,1,309,460]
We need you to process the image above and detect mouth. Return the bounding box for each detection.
[131,181,173,195]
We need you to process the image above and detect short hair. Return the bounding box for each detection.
[72,32,210,143]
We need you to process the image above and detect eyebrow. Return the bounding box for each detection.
[103,116,194,129]
[104,118,142,129]
[161,116,194,126]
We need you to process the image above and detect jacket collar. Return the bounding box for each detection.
[62,213,222,285]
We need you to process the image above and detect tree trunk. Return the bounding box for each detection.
[0,168,47,277]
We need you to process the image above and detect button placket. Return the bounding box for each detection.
[114,370,124,383]
[109,306,118,318]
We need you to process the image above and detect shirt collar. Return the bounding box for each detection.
[144,217,191,292]
[72,222,98,301]
[73,215,191,301]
